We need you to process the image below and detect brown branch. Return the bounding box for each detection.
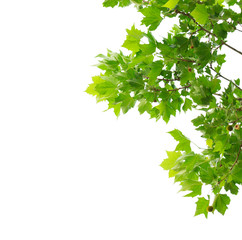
[176,10,242,56]
[157,77,180,82]
[177,58,196,63]
[143,76,180,82]
[214,42,225,51]
[226,21,242,33]
[222,41,242,55]
[168,84,191,92]
[176,10,217,37]
[210,66,242,91]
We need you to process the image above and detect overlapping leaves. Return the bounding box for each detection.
[86,0,242,217]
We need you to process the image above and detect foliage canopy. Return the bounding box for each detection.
[86,0,242,217]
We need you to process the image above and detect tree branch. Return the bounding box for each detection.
[168,84,191,92]
[157,77,180,82]
[144,76,180,82]
[210,66,242,91]
[148,84,191,92]
[222,41,242,55]
[176,10,242,56]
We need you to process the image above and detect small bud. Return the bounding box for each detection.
[190,45,194,49]
[235,124,240,130]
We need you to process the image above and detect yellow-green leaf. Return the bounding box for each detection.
[206,139,213,148]
[191,4,209,25]
[163,0,180,9]
[160,151,182,170]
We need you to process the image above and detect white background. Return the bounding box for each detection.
[0,1,241,239]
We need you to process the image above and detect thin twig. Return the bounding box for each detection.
[144,76,180,82]
[210,66,242,91]
[222,41,242,55]
[176,10,242,56]
[168,84,191,92]
[148,84,191,92]
[157,78,180,82]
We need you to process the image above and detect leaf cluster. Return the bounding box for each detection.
[86,0,242,217]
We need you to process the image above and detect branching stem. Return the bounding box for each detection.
[176,10,242,56]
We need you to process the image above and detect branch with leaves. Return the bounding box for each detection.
[86,0,242,218]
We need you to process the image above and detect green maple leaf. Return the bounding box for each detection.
[122,25,144,53]
[231,167,242,183]
[224,181,239,195]
[182,98,193,112]
[195,43,212,66]
[155,101,176,123]
[179,180,202,197]
[85,76,105,97]
[195,197,210,218]
[214,194,230,215]
[138,99,152,114]
[148,60,163,85]
[139,6,162,31]
[191,114,205,127]
[168,129,191,153]
[115,93,135,114]
[199,163,215,184]
[160,151,182,170]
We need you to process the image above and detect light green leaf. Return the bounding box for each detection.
[138,99,152,114]
[148,60,163,85]
[206,139,213,148]
[155,101,176,123]
[179,180,202,197]
[168,129,191,153]
[191,4,209,25]
[214,194,230,215]
[163,0,180,9]
[103,0,131,7]
[213,141,223,153]
[139,6,162,31]
[182,98,193,112]
[160,151,182,170]
[195,197,210,218]
[85,76,105,96]
[103,0,119,7]
[122,25,144,53]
